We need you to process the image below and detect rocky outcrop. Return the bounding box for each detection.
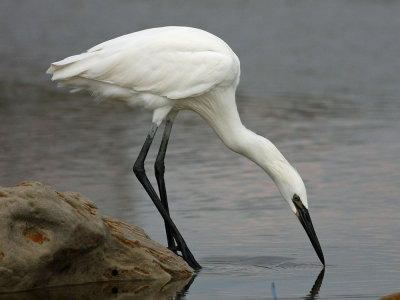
[0,182,192,293]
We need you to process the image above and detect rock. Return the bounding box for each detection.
[381,293,400,300]
[0,182,193,293]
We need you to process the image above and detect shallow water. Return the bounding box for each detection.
[1,1,400,299]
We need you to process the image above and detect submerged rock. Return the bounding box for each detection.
[0,182,192,293]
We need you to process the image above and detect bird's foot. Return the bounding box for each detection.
[166,243,201,270]
[182,252,202,270]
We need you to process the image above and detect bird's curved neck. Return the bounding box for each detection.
[187,88,288,175]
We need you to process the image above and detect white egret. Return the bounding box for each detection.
[47,26,325,270]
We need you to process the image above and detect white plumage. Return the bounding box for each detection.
[47,26,324,268]
[47,26,239,124]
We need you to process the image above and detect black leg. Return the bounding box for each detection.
[133,122,201,270]
[154,115,177,252]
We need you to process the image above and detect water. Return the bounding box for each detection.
[1,1,400,299]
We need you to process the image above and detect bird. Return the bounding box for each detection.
[47,26,325,270]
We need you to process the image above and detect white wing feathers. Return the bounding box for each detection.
[47,27,240,100]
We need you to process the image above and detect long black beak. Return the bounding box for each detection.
[293,197,325,266]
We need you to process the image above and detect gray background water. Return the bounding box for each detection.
[1,1,400,299]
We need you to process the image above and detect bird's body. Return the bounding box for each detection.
[48,26,324,270]
[48,27,240,125]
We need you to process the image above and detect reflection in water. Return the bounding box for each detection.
[0,277,194,300]
[174,274,197,299]
[303,268,325,300]
[271,268,325,300]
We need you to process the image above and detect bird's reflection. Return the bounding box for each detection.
[173,273,197,299]
[303,268,325,300]
[0,276,195,300]
[271,268,325,300]
[0,266,325,299]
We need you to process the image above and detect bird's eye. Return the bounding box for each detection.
[292,194,303,208]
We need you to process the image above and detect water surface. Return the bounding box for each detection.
[1,1,400,299]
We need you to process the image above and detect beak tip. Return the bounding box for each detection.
[295,204,325,267]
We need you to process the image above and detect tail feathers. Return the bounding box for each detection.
[46,52,97,81]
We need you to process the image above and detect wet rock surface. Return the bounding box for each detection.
[0,182,192,293]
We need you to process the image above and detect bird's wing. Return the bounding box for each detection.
[48,27,240,99]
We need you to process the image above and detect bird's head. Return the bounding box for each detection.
[272,163,325,266]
